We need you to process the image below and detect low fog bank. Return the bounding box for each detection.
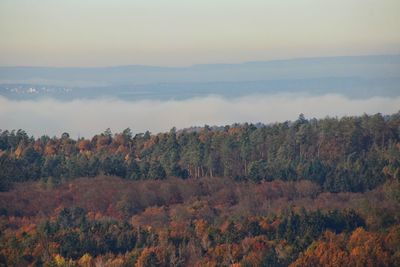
[1,94,399,138]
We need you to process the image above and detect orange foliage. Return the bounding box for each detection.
[78,253,94,267]
[14,144,24,158]
[33,140,43,153]
[78,140,91,152]
[194,219,208,237]
[135,247,160,267]
[291,228,398,267]
[44,144,57,156]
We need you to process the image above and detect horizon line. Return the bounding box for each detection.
[1,53,399,69]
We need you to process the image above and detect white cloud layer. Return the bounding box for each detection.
[1,94,399,138]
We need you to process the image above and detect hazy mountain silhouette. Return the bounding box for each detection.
[1,54,399,100]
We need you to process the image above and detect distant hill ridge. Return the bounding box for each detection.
[0,54,399,100]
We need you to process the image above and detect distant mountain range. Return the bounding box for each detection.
[1,54,399,100]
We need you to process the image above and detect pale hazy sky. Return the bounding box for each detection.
[1,0,399,67]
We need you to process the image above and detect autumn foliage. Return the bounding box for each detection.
[0,113,400,266]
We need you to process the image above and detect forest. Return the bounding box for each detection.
[0,112,400,266]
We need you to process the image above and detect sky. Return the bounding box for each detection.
[1,0,400,67]
[1,1,399,136]
[1,94,399,137]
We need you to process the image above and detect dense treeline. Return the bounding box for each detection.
[1,176,398,228]
[0,207,367,266]
[0,176,399,266]
[1,112,400,192]
[1,113,400,265]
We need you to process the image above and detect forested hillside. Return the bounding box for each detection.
[1,112,400,192]
[1,112,400,266]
